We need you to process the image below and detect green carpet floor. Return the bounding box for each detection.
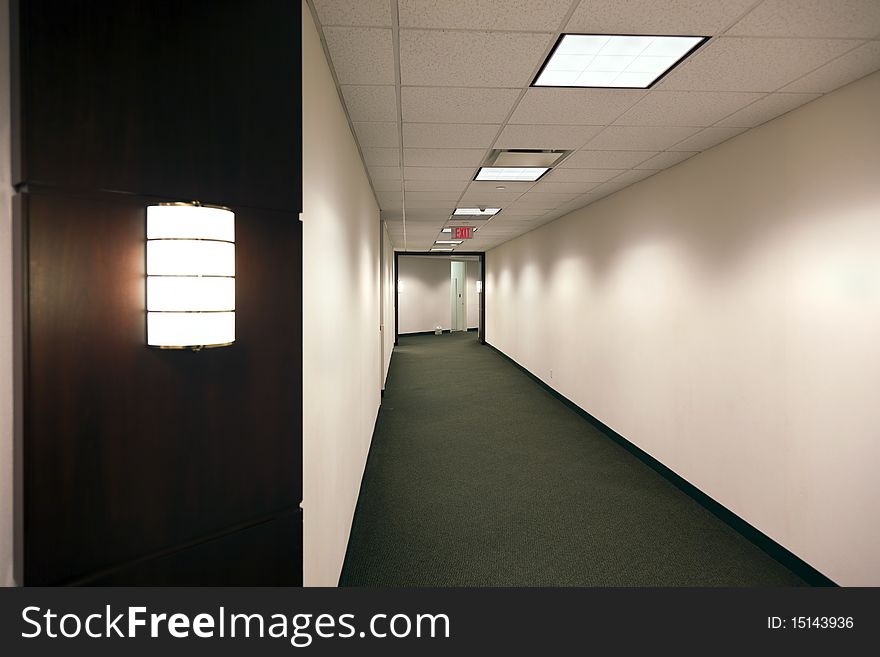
[340,331,806,586]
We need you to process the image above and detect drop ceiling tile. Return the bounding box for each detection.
[353,122,400,148]
[402,87,521,124]
[458,192,527,205]
[658,37,861,92]
[376,191,402,205]
[403,123,501,148]
[466,181,535,194]
[498,208,545,217]
[400,29,553,88]
[729,0,880,38]
[557,193,595,212]
[397,208,452,220]
[404,200,457,209]
[590,180,630,201]
[780,41,880,92]
[546,167,625,182]
[565,0,756,34]
[404,148,486,167]
[404,180,470,192]
[404,166,475,181]
[668,126,746,151]
[635,150,698,169]
[323,27,395,85]
[561,150,657,169]
[313,0,393,27]
[530,180,602,194]
[539,209,572,223]
[398,0,572,31]
[495,215,543,223]
[510,88,644,125]
[585,126,701,151]
[372,179,402,192]
[362,147,400,166]
[716,92,822,127]
[493,124,603,150]
[608,169,657,186]
[341,85,398,121]
[368,166,402,180]
[404,191,462,201]
[512,193,579,209]
[614,91,763,127]
[503,200,557,213]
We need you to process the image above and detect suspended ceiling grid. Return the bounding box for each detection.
[308,0,880,252]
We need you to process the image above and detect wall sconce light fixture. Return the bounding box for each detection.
[146,202,235,350]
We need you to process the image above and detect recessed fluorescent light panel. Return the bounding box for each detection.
[454,208,500,216]
[534,34,707,89]
[435,240,463,245]
[431,247,454,252]
[440,228,452,233]
[475,167,548,182]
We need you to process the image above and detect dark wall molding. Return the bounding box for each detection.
[484,342,837,588]
[11,0,303,585]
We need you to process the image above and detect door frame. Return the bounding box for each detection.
[450,260,467,332]
[394,251,486,346]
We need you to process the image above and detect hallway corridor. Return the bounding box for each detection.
[340,333,805,586]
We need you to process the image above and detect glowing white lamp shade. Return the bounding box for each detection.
[146,203,235,349]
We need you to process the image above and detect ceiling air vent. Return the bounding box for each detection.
[475,149,572,182]
[483,149,571,168]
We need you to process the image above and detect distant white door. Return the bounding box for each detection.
[451,261,467,331]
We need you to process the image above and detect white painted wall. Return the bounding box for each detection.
[486,72,880,586]
[380,223,394,386]
[398,257,480,333]
[0,0,15,588]
[302,0,381,587]
[398,256,451,334]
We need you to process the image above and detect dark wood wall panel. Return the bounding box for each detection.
[83,509,303,586]
[14,0,301,212]
[20,191,301,585]
[12,0,303,585]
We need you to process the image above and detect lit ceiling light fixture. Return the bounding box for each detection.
[475,149,570,182]
[435,240,464,245]
[475,167,548,182]
[431,247,454,252]
[440,228,452,233]
[534,34,707,89]
[453,208,500,216]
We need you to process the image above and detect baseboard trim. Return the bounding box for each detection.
[400,329,477,336]
[484,341,837,587]
[63,505,303,586]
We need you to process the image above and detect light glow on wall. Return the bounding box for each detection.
[146,203,235,349]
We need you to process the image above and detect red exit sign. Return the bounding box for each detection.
[453,226,473,239]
